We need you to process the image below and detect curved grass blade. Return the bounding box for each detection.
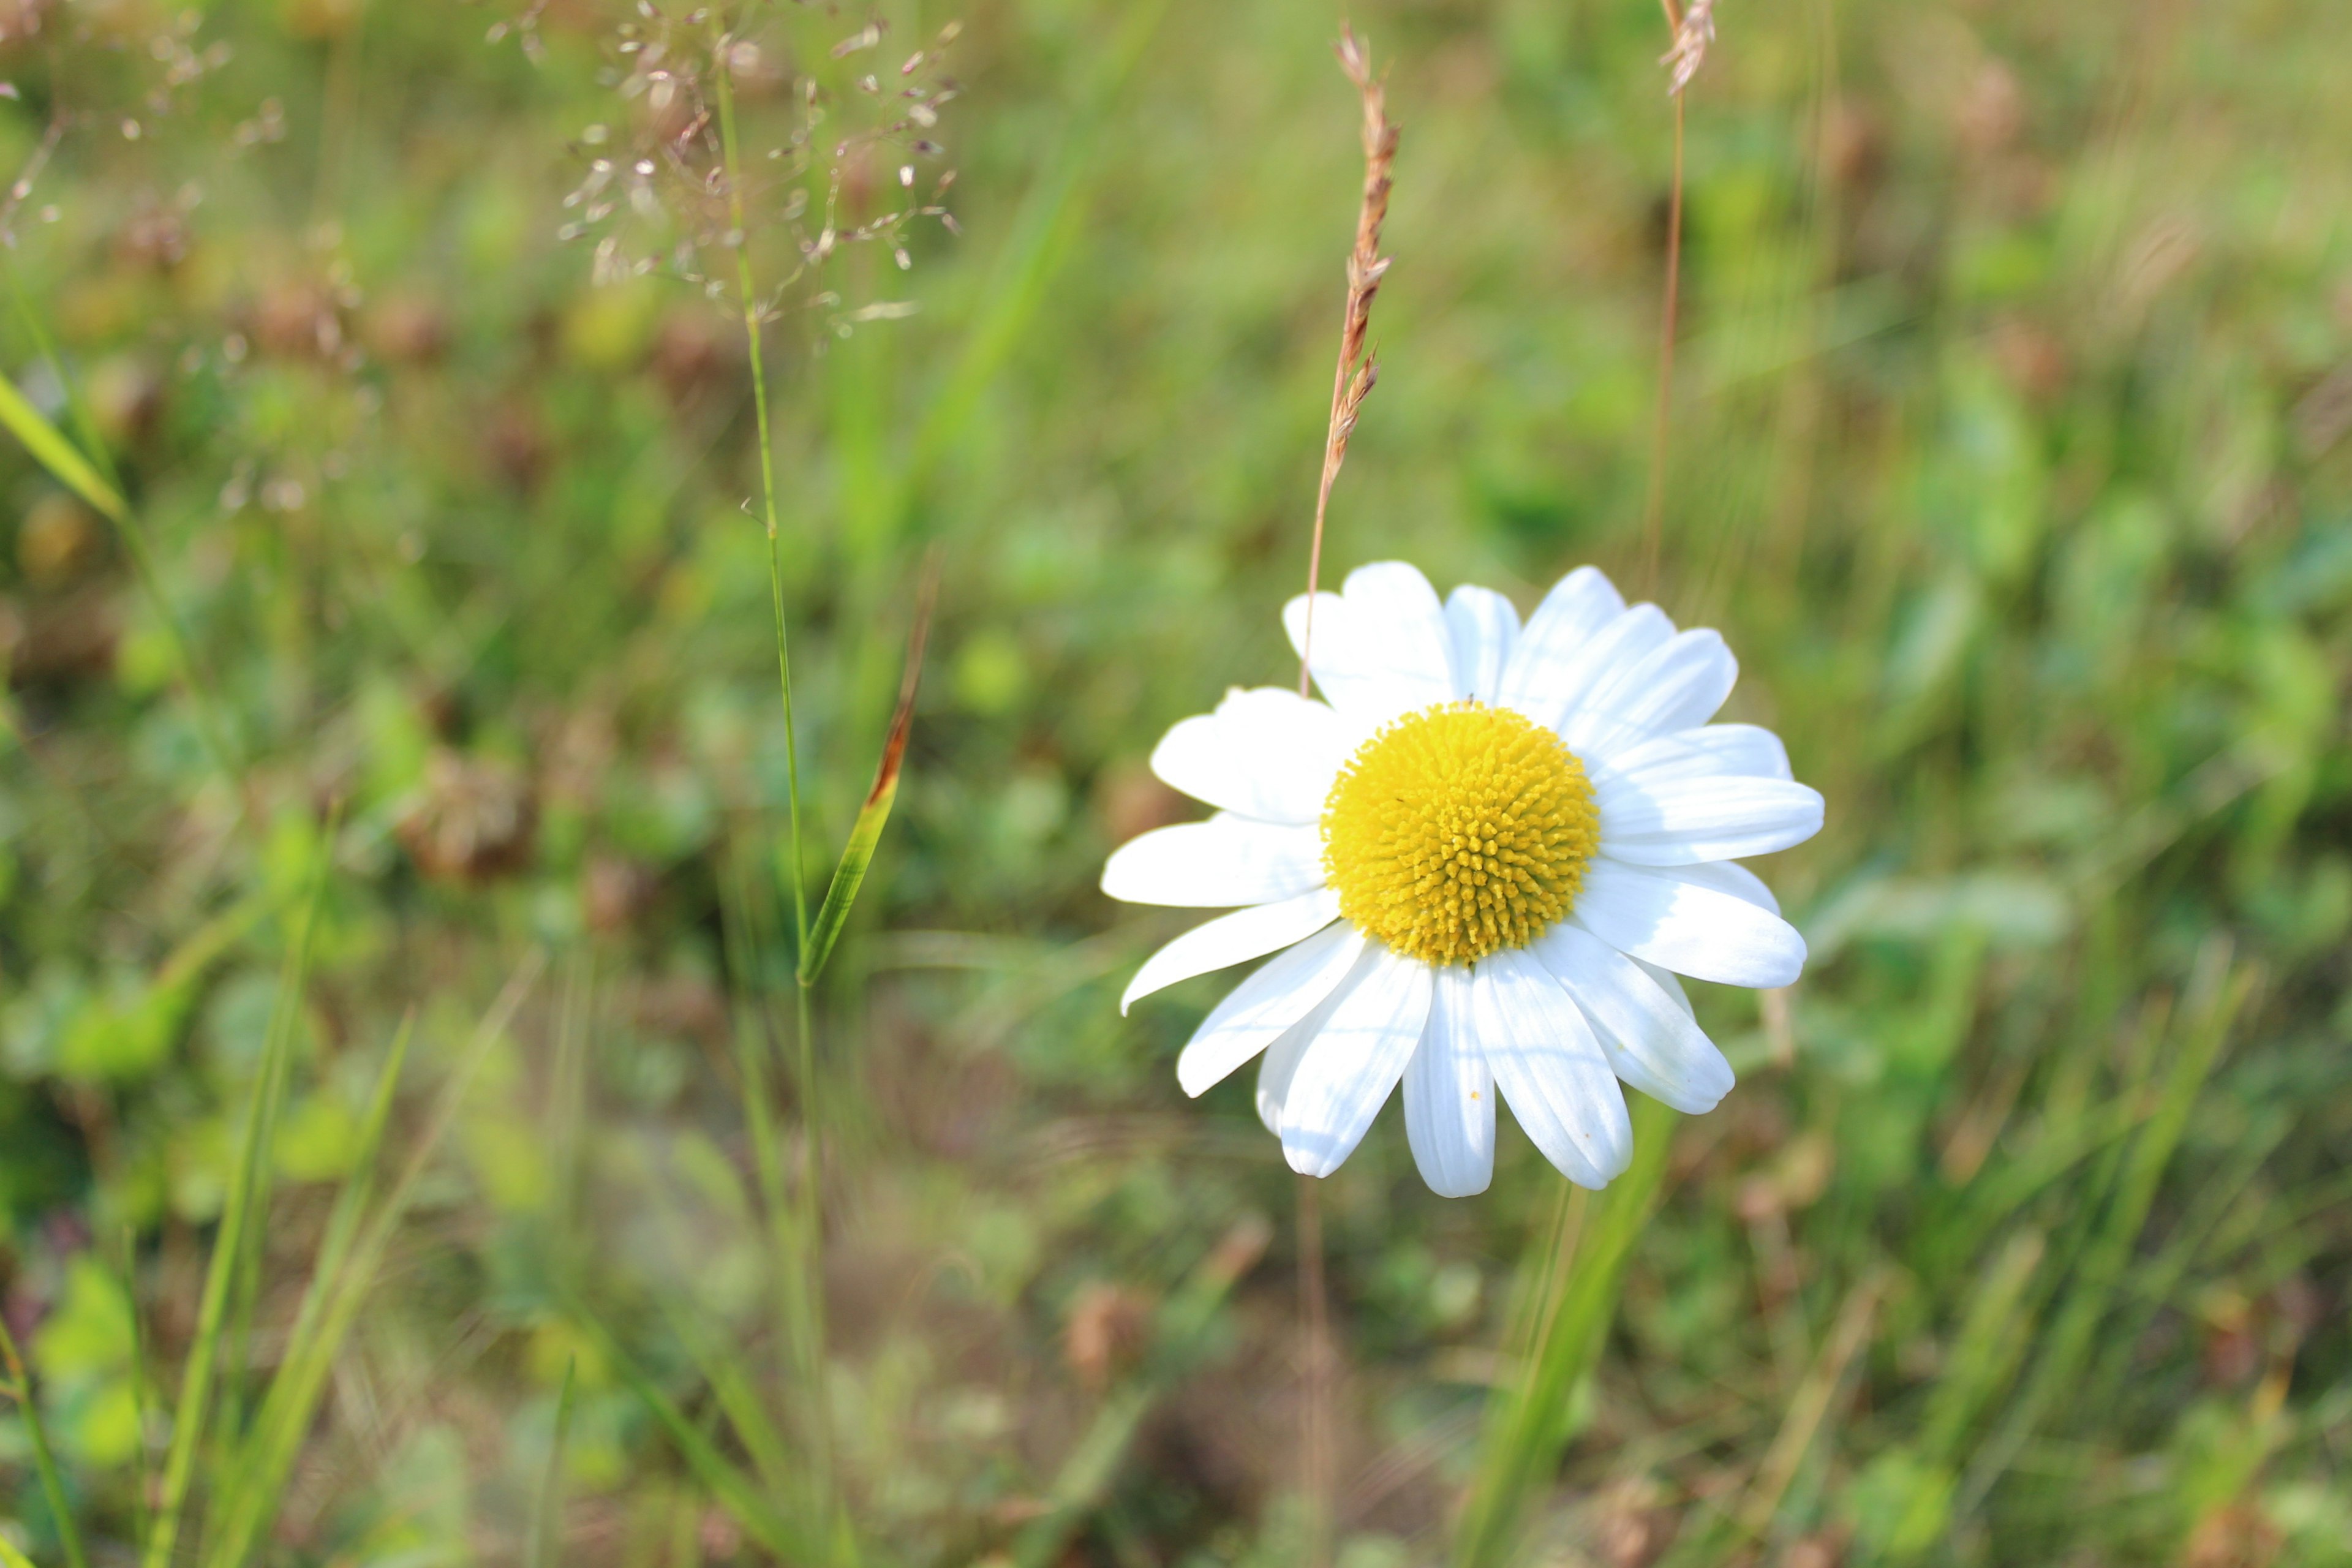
[1453,1096,1679,1568]
[526,1358,579,1568]
[568,1305,813,1563]
[797,558,939,987]
[202,1011,417,1568]
[0,318,243,790]
[204,952,539,1568]
[0,1312,92,1568]
[0,1532,40,1568]
[144,823,336,1568]
[0,366,126,524]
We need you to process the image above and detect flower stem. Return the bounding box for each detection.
[713,23,836,1550]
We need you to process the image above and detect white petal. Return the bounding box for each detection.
[1123,888,1343,1014]
[1595,775,1825,865]
[1256,943,1378,1132]
[1474,949,1632,1187]
[1533,923,1733,1113]
[1559,628,1736,755]
[1101,814,1325,908]
[1444,586,1520,704]
[1634,956,1695,1011]
[1149,687,1351,824]
[1403,966,1495,1196]
[1495,566,1624,718]
[1279,948,1434,1177]
[1523,604,1676,732]
[1673,858,1781,915]
[1588,723,1793,786]
[1283,563,1456,725]
[1177,920,1367,1095]
[1570,860,1806,988]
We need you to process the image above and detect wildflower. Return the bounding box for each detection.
[1104,563,1821,1195]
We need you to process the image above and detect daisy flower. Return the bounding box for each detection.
[1102,562,1822,1196]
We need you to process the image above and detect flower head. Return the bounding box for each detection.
[1103,563,1822,1196]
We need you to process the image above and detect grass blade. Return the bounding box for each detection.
[1453,1096,1678,1568]
[202,1011,417,1568]
[1010,1216,1272,1568]
[796,560,938,987]
[124,1227,153,1553]
[0,1313,92,1568]
[1,285,243,793]
[570,1306,814,1563]
[525,1357,579,1568]
[144,823,336,1568]
[203,953,540,1568]
[1954,941,2256,1522]
[0,366,126,524]
[0,1532,40,1568]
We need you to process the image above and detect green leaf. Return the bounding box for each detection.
[0,368,126,524]
[797,563,938,987]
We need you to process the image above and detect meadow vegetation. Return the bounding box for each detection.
[1,0,2349,1564]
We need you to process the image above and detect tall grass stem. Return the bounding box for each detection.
[712,23,839,1551]
[0,1309,92,1568]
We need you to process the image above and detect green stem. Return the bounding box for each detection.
[0,1310,93,1568]
[712,23,837,1552]
[795,979,835,1522]
[712,35,812,946]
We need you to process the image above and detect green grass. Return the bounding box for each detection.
[1,0,2350,1565]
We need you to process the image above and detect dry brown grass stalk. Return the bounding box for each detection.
[1662,0,1717,99]
[1292,30,1400,1568]
[1295,24,1399,703]
[1640,0,1703,591]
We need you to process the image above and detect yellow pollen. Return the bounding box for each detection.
[1320,701,1599,968]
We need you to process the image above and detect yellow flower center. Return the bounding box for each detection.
[1320,701,1599,968]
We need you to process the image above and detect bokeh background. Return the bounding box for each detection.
[2,0,2350,1564]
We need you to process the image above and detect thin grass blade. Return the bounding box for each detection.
[1011,1216,1272,1568]
[1453,1096,1679,1568]
[570,1306,813,1562]
[1953,941,2256,1520]
[525,1357,579,1568]
[144,824,336,1568]
[0,366,126,523]
[0,1313,92,1568]
[203,1011,417,1568]
[204,956,538,1568]
[797,560,938,987]
[124,1226,153,1551]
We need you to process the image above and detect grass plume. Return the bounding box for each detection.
[1295,23,1399,703]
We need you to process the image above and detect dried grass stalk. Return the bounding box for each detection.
[1297,25,1400,700]
[1662,0,1717,97]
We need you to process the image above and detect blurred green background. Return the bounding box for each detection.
[2,0,2350,1564]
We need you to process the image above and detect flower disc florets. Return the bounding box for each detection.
[1320,701,1599,967]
